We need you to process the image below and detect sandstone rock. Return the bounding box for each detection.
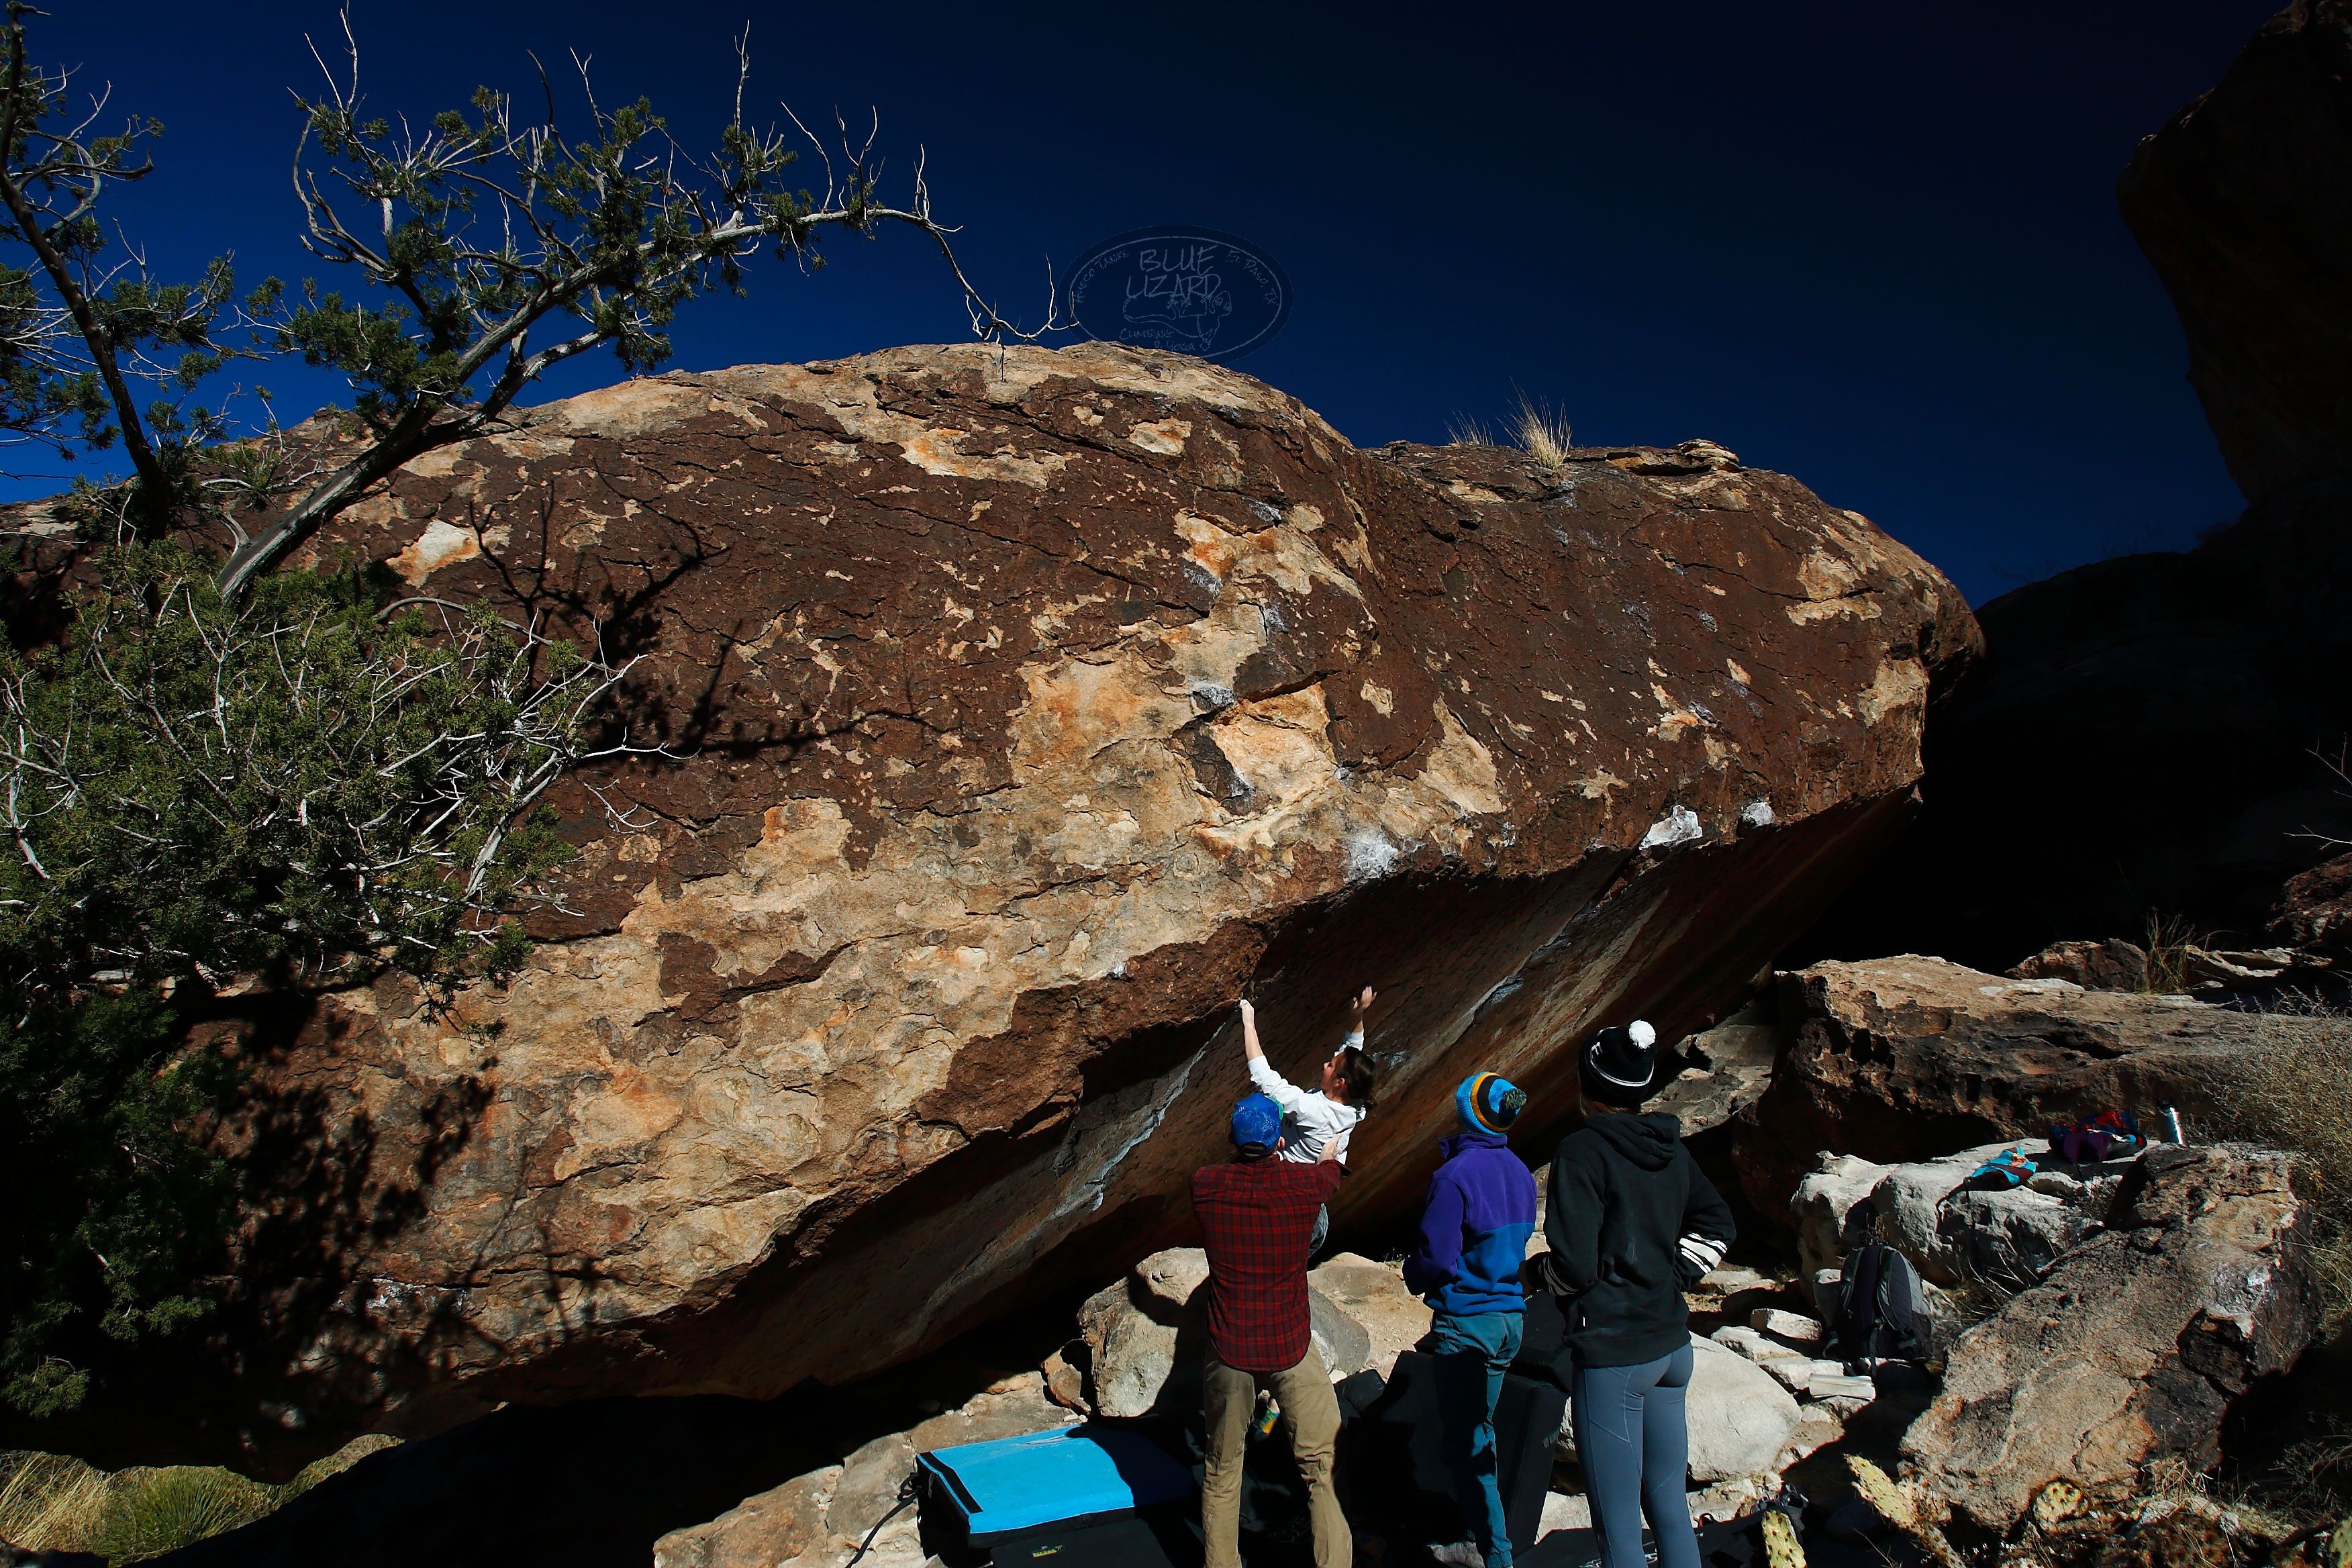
[2116,0,2352,507]
[1902,1145,2320,1532]
[1077,1277,1185,1420]
[2276,851,2352,961]
[1700,1267,1774,1299]
[1790,1154,1889,1305]
[1760,1359,1812,1396]
[1079,1248,1366,1416]
[1040,1346,1087,1414]
[26,341,1975,1469]
[1749,1309,1824,1347]
[1312,1293,1373,1379]
[1931,1186,2097,1288]
[1307,1253,1428,1379]
[1779,1407,1845,1468]
[1806,1375,1875,1407]
[1648,999,1781,1135]
[2010,939,2151,991]
[1735,959,2284,1224]
[1681,1338,1805,1485]
[1542,1477,1775,1537]
[1540,1491,1594,1534]
[1710,1326,1803,1365]
[652,1466,840,1568]
[1134,1248,1212,1314]
[1863,1142,2032,1280]
[1796,1133,2114,1303]
[1561,1336,1800,1485]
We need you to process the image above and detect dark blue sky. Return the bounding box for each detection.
[27,1,2277,605]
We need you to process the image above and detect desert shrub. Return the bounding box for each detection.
[82,1466,279,1562]
[0,1451,109,1552]
[0,1434,397,1561]
[2214,999,2352,1327]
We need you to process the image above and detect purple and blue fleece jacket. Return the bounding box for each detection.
[1402,1130,1538,1316]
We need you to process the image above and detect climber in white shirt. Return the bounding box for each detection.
[1236,986,1378,1165]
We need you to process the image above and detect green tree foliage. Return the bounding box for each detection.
[0,546,634,1414]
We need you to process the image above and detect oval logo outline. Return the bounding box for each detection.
[1061,226,1292,364]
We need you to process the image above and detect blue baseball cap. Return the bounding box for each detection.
[1230,1093,1282,1155]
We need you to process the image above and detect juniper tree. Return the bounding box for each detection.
[0,3,1054,1415]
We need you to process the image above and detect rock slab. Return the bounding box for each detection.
[18,341,1974,1471]
[1901,1144,2318,1532]
[1736,958,2284,1225]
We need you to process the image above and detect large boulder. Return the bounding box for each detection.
[2116,0,2352,510]
[1902,1145,2319,1532]
[1734,958,2286,1224]
[14,342,1974,1471]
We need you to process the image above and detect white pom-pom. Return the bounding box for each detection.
[1628,1020,1657,1047]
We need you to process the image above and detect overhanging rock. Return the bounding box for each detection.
[24,343,1975,1470]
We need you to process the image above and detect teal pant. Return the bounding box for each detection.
[1426,1309,1524,1566]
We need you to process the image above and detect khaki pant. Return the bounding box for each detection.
[1201,1344,1351,1568]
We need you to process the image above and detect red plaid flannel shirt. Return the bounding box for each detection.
[1190,1157,1347,1373]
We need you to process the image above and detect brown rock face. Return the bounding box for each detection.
[1902,1145,2318,1532]
[2276,850,2352,961]
[1731,957,2286,1220]
[2117,0,2352,508]
[25,343,1973,1470]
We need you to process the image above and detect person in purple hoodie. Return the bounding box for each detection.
[1404,1073,1538,1568]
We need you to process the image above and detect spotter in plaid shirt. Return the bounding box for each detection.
[1191,1155,1347,1373]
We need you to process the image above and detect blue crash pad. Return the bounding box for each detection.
[915,1423,1193,1546]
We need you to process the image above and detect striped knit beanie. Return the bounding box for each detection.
[1455,1071,1527,1134]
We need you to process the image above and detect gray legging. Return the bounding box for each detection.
[1571,1344,1699,1568]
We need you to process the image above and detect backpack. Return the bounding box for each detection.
[2048,1109,2143,1166]
[1833,1241,1928,1364]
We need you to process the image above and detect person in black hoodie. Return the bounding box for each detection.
[1534,1020,1735,1568]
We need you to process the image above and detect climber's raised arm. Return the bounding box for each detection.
[1239,999,1307,1110]
[1342,985,1373,1052]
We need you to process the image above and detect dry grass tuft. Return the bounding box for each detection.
[0,1434,397,1562]
[1508,391,1573,471]
[2215,999,2352,1328]
[1442,391,1574,472]
[1444,411,1493,447]
[2139,912,2207,995]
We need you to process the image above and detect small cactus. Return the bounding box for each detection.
[2329,1516,2352,1568]
[2030,1481,2085,1530]
[1849,1457,1967,1568]
[1762,1507,1806,1568]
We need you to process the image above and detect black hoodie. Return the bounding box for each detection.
[1538,1112,1736,1369]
